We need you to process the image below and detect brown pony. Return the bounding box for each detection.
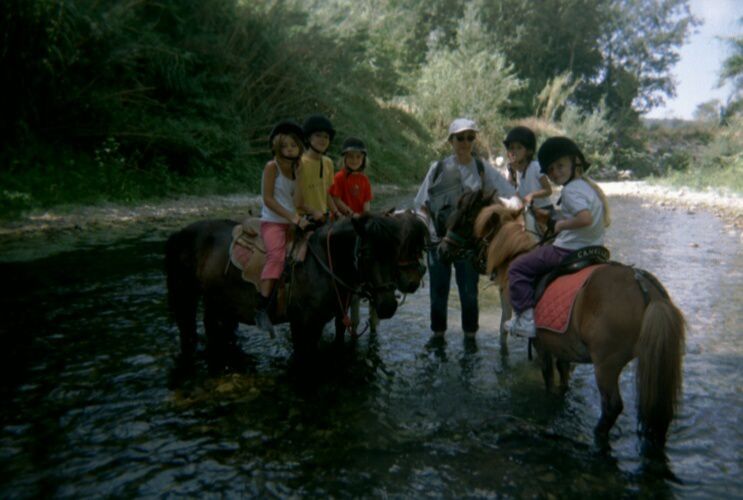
[440,190,686,447]
[165,212,428,372]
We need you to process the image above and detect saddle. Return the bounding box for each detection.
[534,246,610,302]
[533,246,611,334]
[229,217,310,286]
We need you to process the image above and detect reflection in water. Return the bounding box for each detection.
[0,195,741,497]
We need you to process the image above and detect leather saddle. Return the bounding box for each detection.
[534,246,611,302]
[229,217,309,287]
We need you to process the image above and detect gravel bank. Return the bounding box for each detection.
[0,182,740,238]
[597,181,742,235]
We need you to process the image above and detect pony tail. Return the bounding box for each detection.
[636,299,685,445]
[582,176,612,228]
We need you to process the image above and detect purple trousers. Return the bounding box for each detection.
[508,245,572,313]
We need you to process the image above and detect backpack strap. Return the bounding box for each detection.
[474,156,485,187]
[430,160,445,184]
[431,157,485,189]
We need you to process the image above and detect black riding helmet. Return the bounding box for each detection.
[341,136,367,154]
[341,136,367,170]
[537,136,590,175]
[503,126,536,152]
[268,120,304,149]
[302,114,336,142]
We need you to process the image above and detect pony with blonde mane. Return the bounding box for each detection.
[440,190,686,448]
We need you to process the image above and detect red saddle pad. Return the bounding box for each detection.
[535,264,605,334]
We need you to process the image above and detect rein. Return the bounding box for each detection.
[442,227,489,272]
[305,222,396,337]
[305,226,366,297]
[525,204,557,247]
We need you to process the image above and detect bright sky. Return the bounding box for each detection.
[646,0,742,120]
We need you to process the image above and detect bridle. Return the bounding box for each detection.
[440,227,491,274]
[304,223,397,301]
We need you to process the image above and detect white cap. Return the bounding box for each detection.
[448,118,479,136]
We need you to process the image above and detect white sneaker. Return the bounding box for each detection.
[509,308,536,338]
[503,317,516,332]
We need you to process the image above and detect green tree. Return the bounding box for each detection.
[719,17,743,117]
[409,4,522,151]
[480,0,607,117]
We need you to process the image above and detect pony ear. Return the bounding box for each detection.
[482,189,497,204]
[351,213,370,237]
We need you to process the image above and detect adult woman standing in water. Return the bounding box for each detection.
[414,118,515,339]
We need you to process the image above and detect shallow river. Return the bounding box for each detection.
[0,194,741,498]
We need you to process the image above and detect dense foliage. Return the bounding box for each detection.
[1,0,737,215]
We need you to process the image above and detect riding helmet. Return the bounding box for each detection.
[268,120,304,149]
[302,114,336,141]
[537,136,590,174]
[503,126,536,152]
[341,137,367,154]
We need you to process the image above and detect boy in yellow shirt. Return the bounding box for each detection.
[296,114,339,221]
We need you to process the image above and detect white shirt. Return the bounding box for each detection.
[517,160,552,208]
[414,155,515,240]
[414,155,515,209]
[260,163,297,223]
[554,178,605,250]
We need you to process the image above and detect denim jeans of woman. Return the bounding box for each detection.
[427,249,479,334]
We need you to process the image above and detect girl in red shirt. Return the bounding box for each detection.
[328,136,376,332]
[329,137,373,216]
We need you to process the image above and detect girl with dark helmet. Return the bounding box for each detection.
[254,120,311,335]
[329,136,373,217]
[296,114,340,222]
[503,126,553,233]
[506,136,611,338]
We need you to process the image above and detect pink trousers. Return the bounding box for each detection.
[260,221,290,280]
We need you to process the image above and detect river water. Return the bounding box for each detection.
[0,194,741,498]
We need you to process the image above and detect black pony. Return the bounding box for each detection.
[165,213,421,370]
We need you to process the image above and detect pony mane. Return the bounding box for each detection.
[448,189,498,236]
[473,203,520,240]
[485,221,536,277]
[363,214,402,260]
[394,210,428,258]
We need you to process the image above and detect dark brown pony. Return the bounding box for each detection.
[439,190,686,447]
[165,213,427,370]
[388,209,429,294]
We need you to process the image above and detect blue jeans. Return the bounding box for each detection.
[427,249,479,333]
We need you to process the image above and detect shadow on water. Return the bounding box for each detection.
[0,194,741,497]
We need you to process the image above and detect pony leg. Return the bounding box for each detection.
[291,319,321,357]
[557,360,572,390]
[499,286,512,353]
[593,364,624,439]
[537,343,555,389]
[174,300,198,360]
[334,315,347,344]
[166,258,200,360]
[204,299,243,373]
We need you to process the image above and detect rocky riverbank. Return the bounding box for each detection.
[0,181,740,239]
[598,181,742,236]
